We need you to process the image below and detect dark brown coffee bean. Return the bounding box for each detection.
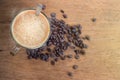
[80,49,85,55]
[83,44,88,49]
[51,60,55,65]
[91,18,96,22]
[42,4,46,10]
[60,9,64,13]
[27,55,32,59]
[74,50,79,54]
[73,65,78,69]
[0,50,3,52]
[54,58,58,62]
[69,46,75,49]
[85,35,90,41]
[60,56,66,60]
[74,54,80,59]
[50,12,56,17]
[67,72,73,77]
[67,54,73,58]
[47,48,51,52]
[63,14,67,18]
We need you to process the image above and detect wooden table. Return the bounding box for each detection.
[0,0,120,80]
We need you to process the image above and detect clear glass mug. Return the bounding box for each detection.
[10,4,51,56]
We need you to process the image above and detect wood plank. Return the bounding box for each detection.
[0,0,120,80]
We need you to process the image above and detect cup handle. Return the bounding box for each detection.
[10,45,21,56]
[35,4,43,16]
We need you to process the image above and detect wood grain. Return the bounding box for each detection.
[0,0,120,80]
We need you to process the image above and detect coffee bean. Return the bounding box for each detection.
[91,18,96,22]
[63,14,67,18]
[83,44,88,49]
[85,35,90,41]
[67,72,73,77]
[74,50,79,55]
[60,9,64,13]
[51,60,55,65]
[0,49,3,52]
[50,12,56,17]
[47,48,51,52]
[73,65,78,69]
[80,49,85,55]
[67,54,73,58]
[27,55,32,59]
[42,4,46,10]
[74,54,80,59]
[60,56,66,60]
[54,58,58,62]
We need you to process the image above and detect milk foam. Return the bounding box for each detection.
[11,10,50,49]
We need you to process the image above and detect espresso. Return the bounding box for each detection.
[11,10,50,49]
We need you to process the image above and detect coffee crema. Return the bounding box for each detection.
[11,10,50,49]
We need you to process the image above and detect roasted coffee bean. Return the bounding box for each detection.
[60,56,66,60]
[73,65,78,69]
[71,27,76,33]
[91,18,96,22]
[26,49,31,55]
[85,35,90,41]
[74,54,80,59]
[51,60,55,65]
[42,4,46,10]
[47,48,51,52]
[54,58,58,62]
[74,50,79,55]
[50,53,56,58]
[69,46,75,49]
[63,14,67,18]
[27,55,32,59]
[67,72,73,77]
[80,49,85,55]
[67,54,73,58]
[50,12,56,17]
[83,44,88,49]
[60,9,64,13]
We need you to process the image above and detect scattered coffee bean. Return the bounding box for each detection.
[74,54,80,59]
[42,4,46,10]
[63,14,67,18]
[50,12,56,17]
[83,44,88,49]
[67,72,73,77]
[73,65,78,69]
[51,60,55,65]
[69,46,75,49]
[60,56,66,60]
[91,18,96,22]
[67,54,73,58]
[60,9,64,13]
[80,49,85,55]
[54,58,58,62]
[0,50,3,52]
[85,35,90,41]
[47,48,51,52]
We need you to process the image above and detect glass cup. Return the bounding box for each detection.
[10,4,51,56]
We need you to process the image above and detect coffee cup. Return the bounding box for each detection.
[10,4,51,56]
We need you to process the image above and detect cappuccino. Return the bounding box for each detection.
[11,10,50,49]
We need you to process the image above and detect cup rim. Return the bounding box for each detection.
[10,9,51,49]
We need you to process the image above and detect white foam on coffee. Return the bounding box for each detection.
[11,10,50,49]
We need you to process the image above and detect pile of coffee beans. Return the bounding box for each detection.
[26,13,88,61]
[26,5,90,78]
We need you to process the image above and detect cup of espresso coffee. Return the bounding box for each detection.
[10,5,50,55]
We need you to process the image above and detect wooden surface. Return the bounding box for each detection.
[0,0,120,80]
